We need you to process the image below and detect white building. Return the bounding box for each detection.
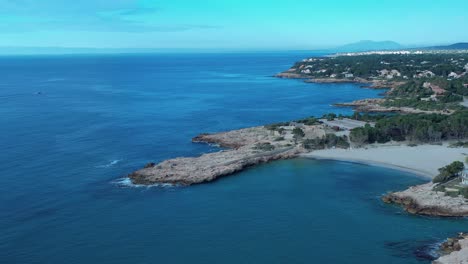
[462,168,468,185]
[448,72,460,79]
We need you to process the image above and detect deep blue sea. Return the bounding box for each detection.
[0,52,466,264]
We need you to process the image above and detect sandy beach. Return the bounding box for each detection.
[302,143,468,178]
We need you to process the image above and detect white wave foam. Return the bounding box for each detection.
[96,159,121,168]
[425,241,443,259]
[112,177,177,189]
[45,78,66,82]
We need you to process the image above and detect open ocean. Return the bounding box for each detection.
[0,52,466,263]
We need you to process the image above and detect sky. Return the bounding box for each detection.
[0,0,467,51]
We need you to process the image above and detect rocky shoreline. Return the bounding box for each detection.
[382,183,468,217]
[334,98,452,114]
[275,72,404,90]
[129,146,301,185]
[434,233,468,264]
[275,72,426,114]
[128,126,313,185]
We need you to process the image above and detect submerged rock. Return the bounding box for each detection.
[434,233,468,264]
[144,162,156,168]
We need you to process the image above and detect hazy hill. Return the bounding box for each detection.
[428,42,468,50]
[332,40,403,52]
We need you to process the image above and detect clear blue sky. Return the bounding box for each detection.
[0,0,467,50]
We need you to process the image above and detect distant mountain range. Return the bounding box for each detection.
[324,40,468,53]
[0,41,467,55]
[427,42,468,50]
[332,40,403,53]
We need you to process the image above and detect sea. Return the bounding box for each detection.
[0,52,466,264]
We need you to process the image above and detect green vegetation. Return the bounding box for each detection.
[322,113,337,121]
[432,161,465,184]
[295,116,319,125]
[449,141,468,148]
[349,112,395,122]
[293,54,468,81]
[265,122,289,131]
[432,184,446,192]
[303,134,350,150]
[349,124,376,146]
[291,54,468,112]
[254,142,275,151]
[381,98,463,111]
[433,181,468,199]
[461,188,468,199]
[292,127,305,140]
[380,78,465,111]
[349,110,468,144]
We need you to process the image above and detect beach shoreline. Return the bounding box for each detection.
[302,155,433,179]
[301,144,467,180]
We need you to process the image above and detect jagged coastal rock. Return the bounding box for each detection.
[274,71,309,79]
[275,71,405,90]
[334,98,452,114]
[382,183,468,217]
[128,125,325,185]
[434,233,468,264]
[129,147,301,185]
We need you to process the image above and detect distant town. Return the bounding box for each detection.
[335,49,468,57]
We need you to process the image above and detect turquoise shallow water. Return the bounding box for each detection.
[0,52,466,263]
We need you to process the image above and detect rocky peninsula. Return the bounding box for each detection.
[129,124,326,185]
[124,51,468,264]
[276,72,405,90]
[334,99,453,115]
[382,183,468,217]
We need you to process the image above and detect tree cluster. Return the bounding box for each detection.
[432,161,465,184]
[350,111,468,144]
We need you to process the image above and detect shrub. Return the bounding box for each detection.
[295,117,318,126]
[323,113,337,121]
[303,135,349,150]
[432,184,446,192]
[460,188,468,199]
[292,127,305,141]
[265,122,289,131]
[449,141,468,148]
[254,142,275,151]
[433,161,465,183]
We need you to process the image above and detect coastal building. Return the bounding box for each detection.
[461,168,468,185]
[448,72,460,79]
[414,70,435,78]
[420,95,438,102]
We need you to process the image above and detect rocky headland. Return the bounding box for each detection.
[128,125,327,185]
[334,98,453,115]
[382,183,468,217]
[275,72,404,90]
